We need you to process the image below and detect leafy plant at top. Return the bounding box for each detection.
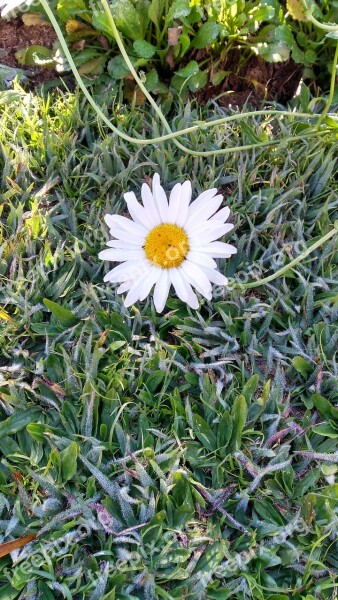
[11,0,338,100]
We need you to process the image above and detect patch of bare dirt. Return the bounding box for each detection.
[0,16,58,86]
[194,49,303,107]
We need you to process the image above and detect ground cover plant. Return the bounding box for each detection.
[0,82,337,599]
[1,0,338,102]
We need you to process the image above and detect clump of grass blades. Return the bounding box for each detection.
[0,90,337,599]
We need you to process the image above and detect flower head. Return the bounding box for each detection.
[99,174,237,312]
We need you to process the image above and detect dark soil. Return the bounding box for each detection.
[0,16,303,104]
[0,16,57,87]
[194,49,303,107]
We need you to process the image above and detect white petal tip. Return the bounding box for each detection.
[124,191,135,202]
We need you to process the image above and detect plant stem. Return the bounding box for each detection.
[308,14,338,31]
[236,225,337,290]
[316,41,338,128]
[100,0,175,141]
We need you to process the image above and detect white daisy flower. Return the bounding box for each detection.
[99,174,237,312]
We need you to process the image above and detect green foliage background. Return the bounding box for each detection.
[0,87,337,598]
[17,0,338,97]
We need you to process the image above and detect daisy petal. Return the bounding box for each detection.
[107,240,141,249]
[176,180,192,227]
[152,174,168,222]
[141,183,161,226]
[190,223,234,245]
[153,270,171,312]
[108,228,146,245]
[198,242,237,257]
[213,206,231,222]
[138,266,162,301]
[98,248,144,262]
[187,219,228,237]
[170,269,199,309]
[181,262,212,300]
[186,194,224,229]
[185,188,218,221]
[104,214,147,236]
[117,281,132,294]
[103,260,145,283]
[124,191,150,228]
[167,183,182,224]
[124,266,159,307]
[186,251,217,269]
[199,266,228,286]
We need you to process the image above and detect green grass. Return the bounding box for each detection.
[0,86,338,600]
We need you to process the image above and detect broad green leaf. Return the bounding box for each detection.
[242,374,259,402]
[312,393,333,419]
[144,68,159,91]
[0,409,40,441]
[254,498,284,525]
[229,395,247,450]
[166,0,190,22]
[0,584,19,600]
[179,33,190,55]
[142,510,166,546]
[312,423,338,438]
[304,49,317,64]
[148,0,165,29]
[92,11,115,38]
[110,312,132,342]
[217,410,232,453]
[27,423,49,442]
[240,121,262,144]
[192,414,216,451]
[211,70,228,86]
[145,370,165,392]
[190,542,226,587]
[78,55,107,75]
[109,340,127,352]
[191,22,220,49]
[133,39,156,59]
[38,582,55,600]
[107,55,132,79]
[111,0,150,41]
[292,356,312,376]
[175,60,199,78]
[15,46,53,67]
[251,5,275,21]
[294,468,319,497]
[43,298,79,327]
[60,442,78,483]
[188,70,208,91]
[72,49,102,67]
[325,116,338,129]
[57,0,87,22]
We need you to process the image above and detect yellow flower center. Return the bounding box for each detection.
[144,223,189,268]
